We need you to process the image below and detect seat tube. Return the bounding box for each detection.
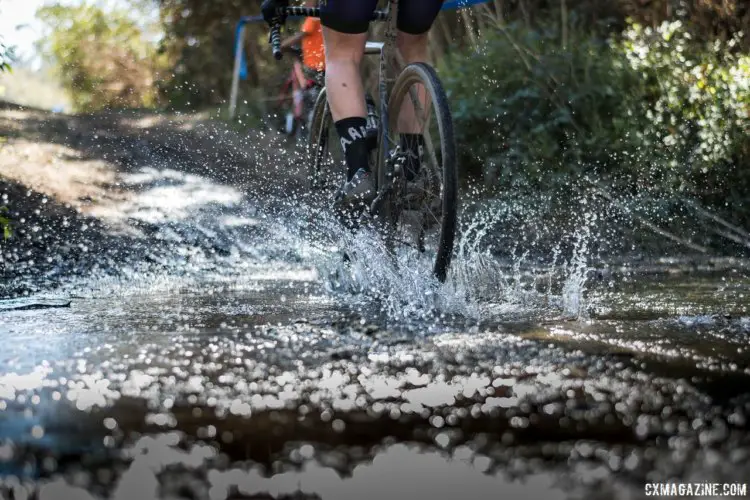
[379,0,400,181]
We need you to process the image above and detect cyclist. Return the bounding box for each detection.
[262,0,442,208]
[278,1,326,132]
[279,0,325,85]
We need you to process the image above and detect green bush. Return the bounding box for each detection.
[440,17,653,191]
[0,207,11,240]
[0,37,14,73]
[37,3,167,111]
[441,15,750,210]
[617,20,750,196]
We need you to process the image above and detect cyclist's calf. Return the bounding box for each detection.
[321,29,368,121]
[397,31,430,65]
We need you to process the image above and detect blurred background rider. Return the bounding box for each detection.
[279,0,325,88]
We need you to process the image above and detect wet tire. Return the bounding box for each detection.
[381,63,458,283]
[306,87,344,196]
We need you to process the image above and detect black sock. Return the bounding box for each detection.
[400,133,424,181]
[335,117,370,181]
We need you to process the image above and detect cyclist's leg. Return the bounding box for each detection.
[320,0,378,188]
[293,59,306,118]
[302,66,323,126]
[293,59,306,89]
[396,0,444,179]
[321,29,367,123]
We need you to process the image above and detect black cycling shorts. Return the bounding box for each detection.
[320,0,444,35]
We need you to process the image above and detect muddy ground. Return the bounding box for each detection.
[0,102,301,298]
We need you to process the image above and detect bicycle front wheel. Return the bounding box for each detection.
[381,63,458,282]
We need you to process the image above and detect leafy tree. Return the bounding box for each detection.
[37,3,168,111]
[440,16,653,189]
[441,9,750,226]
[155,0,273,108]
[0,37,15,73]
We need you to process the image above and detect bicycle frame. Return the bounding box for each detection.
[276,66,300,112]
[375,0,402,195]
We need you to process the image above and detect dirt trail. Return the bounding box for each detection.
[0,102,300,297]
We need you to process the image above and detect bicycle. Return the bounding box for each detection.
[268,0,457,282]
[267,47,321,139]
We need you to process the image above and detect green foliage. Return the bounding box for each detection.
[441,14,750,209]
[0,38,15,73]
[617,20,750,188]
[617,0,750,52]
[37,3,167,112]
[0,207,11,240]
[440,17,653,189]
[156,0,251,108]
[156,0,303,109]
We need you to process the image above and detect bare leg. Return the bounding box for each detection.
[322,27,368,121]
[396,31,430,135]
[396,31,431,179]
[321,26,374,190]
[292,59,306,88]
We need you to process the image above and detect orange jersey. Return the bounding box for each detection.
[301,17,325,72]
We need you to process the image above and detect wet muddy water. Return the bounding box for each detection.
[2,167,749,500]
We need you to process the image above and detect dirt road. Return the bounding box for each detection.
[0,102,299,297]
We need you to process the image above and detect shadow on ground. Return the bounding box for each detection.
[0,101,305,298]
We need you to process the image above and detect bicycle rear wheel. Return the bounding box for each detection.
[306,87,345,198]
[379,63,458,282]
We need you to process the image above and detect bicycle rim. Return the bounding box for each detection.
[306,87,345,199]
[382,63,458,282]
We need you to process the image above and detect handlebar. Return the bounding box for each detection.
[277,7,387,19]
[270,21,282,60]
[268,7,387,61]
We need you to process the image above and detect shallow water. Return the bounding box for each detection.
[1,165,749,499]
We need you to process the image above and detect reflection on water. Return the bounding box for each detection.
[1,269,749,498]
[205,444,566,500]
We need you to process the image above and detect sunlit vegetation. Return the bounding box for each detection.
[0,39,13,74]
[0,207,11,240]
[0,37,13,104]
[36,3,168,111]
[155,0,284,108]
[440,5,749,227]
[29,0,750,227]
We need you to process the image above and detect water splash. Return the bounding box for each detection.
[305,189,601,322]
[560,199,596,318]
[29,162,603,324]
